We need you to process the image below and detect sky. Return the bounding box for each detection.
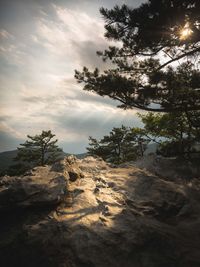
[0,0,144,153]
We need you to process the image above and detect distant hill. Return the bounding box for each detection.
[0,150,88,174]
[65,152,88,159]
[0,143,157,175]
[0,150,18,172]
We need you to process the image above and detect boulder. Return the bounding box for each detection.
[0,165,68,210]
[62,155,84,182]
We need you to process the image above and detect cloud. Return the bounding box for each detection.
[0,121,23,139]
[11,80,141,152]
[0,131,23,152]
[32,5,111,69]
[0,0,145,153]
[0,41,28,66]
[0,29,14,39]
[71,40,111,69]
[53,5,104,42]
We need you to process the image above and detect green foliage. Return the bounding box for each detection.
[75,1,200,116]
[87,111,200,161]
[139,112,200,158]
[157,140,191,157]
[87,126,150,164]
[6,163,31,176]
[15,130,63,167]
[99,1,200,59]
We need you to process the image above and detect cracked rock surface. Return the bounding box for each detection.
[0,156,200,267]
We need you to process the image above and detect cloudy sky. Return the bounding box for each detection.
[0,0,144,153]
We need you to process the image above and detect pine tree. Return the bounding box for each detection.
[87,126,150,164]
[75,1,200,116]
[139,112,200,158]
[15,130,63,167]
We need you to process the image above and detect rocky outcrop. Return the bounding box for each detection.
[63,155,84,182]
[0,166,68,210]
[133,155,200,181]
[0,156,84,211]
[0,156,200,267]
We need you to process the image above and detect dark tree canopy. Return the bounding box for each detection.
[15,130,63,167]
[75,0,200,114]
[139,111,200,157]
[100,0,200,66]
[87,126,150,164]
[87,112,200,161]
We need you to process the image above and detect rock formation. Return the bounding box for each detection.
[0,156,200,267]
[0,164,68,210]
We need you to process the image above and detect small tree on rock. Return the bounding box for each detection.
[87,126,150,164]
[15,130,63,167]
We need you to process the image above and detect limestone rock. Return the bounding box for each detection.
[0,156,200,267]
[0,165,67,210]
[63,155,84,182]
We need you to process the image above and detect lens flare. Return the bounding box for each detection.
[180,22,193,40]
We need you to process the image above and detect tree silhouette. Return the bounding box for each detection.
[15,130,63,167]
[75,0,200,116]
[87,126,150,163]
[139,112,200,157]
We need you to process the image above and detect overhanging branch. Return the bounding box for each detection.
[157,46,200,70]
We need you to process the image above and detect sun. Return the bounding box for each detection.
[180,22,193,40]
